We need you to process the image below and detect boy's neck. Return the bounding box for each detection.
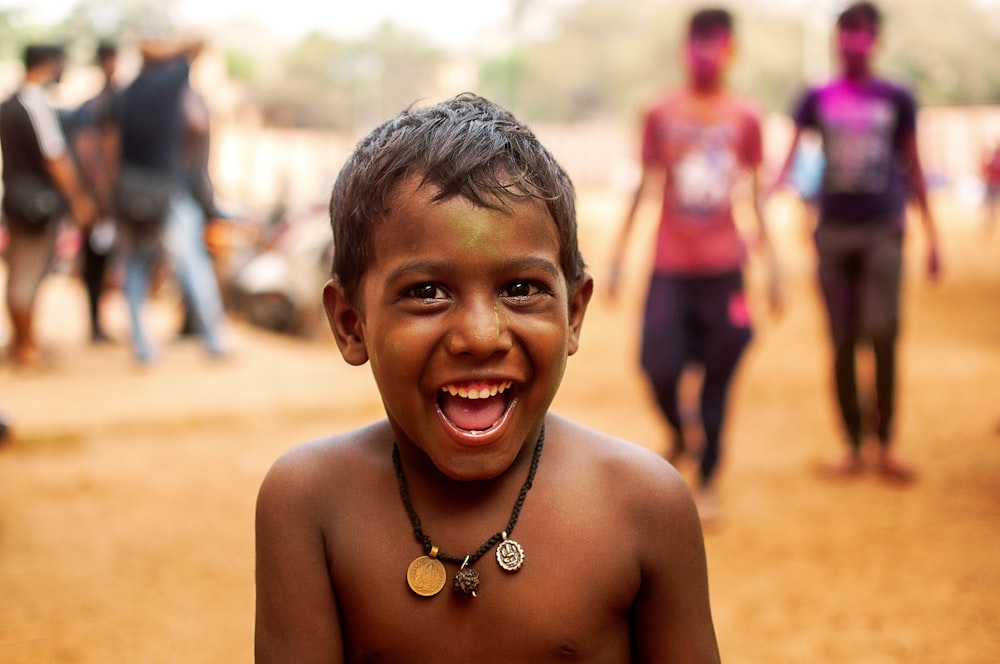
[687,79,725,98]
[840,68,874,85]
[841,59,874,82]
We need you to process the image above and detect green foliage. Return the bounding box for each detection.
[248,24,446,130]
[512,0,691,122]
[728,12,808,112]
[875,0,1000,104]
[224,50,258,83]
[477,50,529,111]
[0,0,174,66]
[508,0,1000,118]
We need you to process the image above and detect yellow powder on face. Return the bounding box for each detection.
[446,205,514,258]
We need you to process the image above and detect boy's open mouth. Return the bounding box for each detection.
[438,381,514,433]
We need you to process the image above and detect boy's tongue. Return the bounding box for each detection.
[440,392,506,432]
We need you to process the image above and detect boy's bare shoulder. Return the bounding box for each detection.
[546,414,693,506]
[543,414,702,566]
[257,422,389,509]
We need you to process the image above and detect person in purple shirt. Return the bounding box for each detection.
[774,1,940,481]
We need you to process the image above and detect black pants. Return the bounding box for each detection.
[640,270,752,486]
[81,229,110,338]
[814,220,903,449]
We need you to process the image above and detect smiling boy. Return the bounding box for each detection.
[254,94,720,663]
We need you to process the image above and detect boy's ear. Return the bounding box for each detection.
[566,274,594,356]
[322,279,369,366]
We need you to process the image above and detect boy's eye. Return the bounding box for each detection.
[502,281,542,299]
[406,283,447,300]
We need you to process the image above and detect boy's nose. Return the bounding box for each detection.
[446,299,513,357]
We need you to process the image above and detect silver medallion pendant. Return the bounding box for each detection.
[495,531,525,572]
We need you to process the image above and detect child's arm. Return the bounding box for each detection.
[769,125,804,198]
[631,466,721,663]
[607,163,664,298]
[747,166,784,316]
[900,131,941,281]
[255,451,344,663]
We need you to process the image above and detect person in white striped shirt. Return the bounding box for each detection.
[1,44,95,368]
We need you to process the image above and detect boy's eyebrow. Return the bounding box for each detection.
[385,256,563,284]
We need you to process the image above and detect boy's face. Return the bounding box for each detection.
[324,176,592,481]
[836,23,877,76]
[684,29,732,89]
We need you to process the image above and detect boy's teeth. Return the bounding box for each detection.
[442,381,512,400]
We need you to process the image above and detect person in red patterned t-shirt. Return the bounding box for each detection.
[607,7,782,526]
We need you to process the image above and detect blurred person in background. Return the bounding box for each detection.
[67,39,121,344]
[979,140,1000,236]
[773,1,940,481]
[607,7,782,525]
[176,78,228,339]
[107,34,231,365]
[1,44,96,368]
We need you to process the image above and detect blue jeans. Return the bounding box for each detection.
[122,190,228,363]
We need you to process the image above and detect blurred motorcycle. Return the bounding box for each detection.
[228,201,333,338]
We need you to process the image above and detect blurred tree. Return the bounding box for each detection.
[249,24,444,131]
[876,0,1000,104]
[40,0,174,63]
[5,0,1000,126]
[509,0,1000,119]
[506,0,691,122]
[501,0,811,120]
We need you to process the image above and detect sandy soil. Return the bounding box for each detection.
[0,191,998,663]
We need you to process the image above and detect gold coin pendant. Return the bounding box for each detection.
[406,555,447,597]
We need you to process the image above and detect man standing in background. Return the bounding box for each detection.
[1,44,96,367]
[68,40,121,344]
[109,35,230,365]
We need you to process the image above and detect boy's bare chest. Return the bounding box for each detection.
[325,479,639,661]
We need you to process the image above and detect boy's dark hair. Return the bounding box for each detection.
[329,93,586,305]
[837,2,881,33]
[688,8,733,38]
[23,44,64,71]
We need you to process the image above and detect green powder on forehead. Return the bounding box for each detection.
[445,205,514,255]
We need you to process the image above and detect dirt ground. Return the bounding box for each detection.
[0,190,998,663]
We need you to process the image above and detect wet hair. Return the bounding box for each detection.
[688,8,733,39]
[329,93,586,305]
[23,44,64,71]
[837,2,881,34]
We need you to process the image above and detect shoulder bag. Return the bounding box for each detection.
[114,165,173,228]
[3,175,68,226]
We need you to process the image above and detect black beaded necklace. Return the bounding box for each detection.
[393,425,545,597]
